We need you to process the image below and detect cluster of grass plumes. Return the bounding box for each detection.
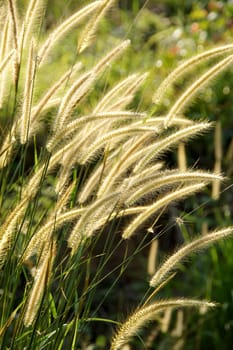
[0,0,233,348]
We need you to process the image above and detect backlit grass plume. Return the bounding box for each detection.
[150,227,233,288]
[0,0,233,348]
[110,299,216,350]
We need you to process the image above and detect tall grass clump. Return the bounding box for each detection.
[0,0,232,348]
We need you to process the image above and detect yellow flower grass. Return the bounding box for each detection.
[164,55,233,127]
[122,183,205,239]
[0,0,233,343]
[153,44,233,106]
[150,226,233,288]
[110,299,215,350]
[24,240,56,327]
